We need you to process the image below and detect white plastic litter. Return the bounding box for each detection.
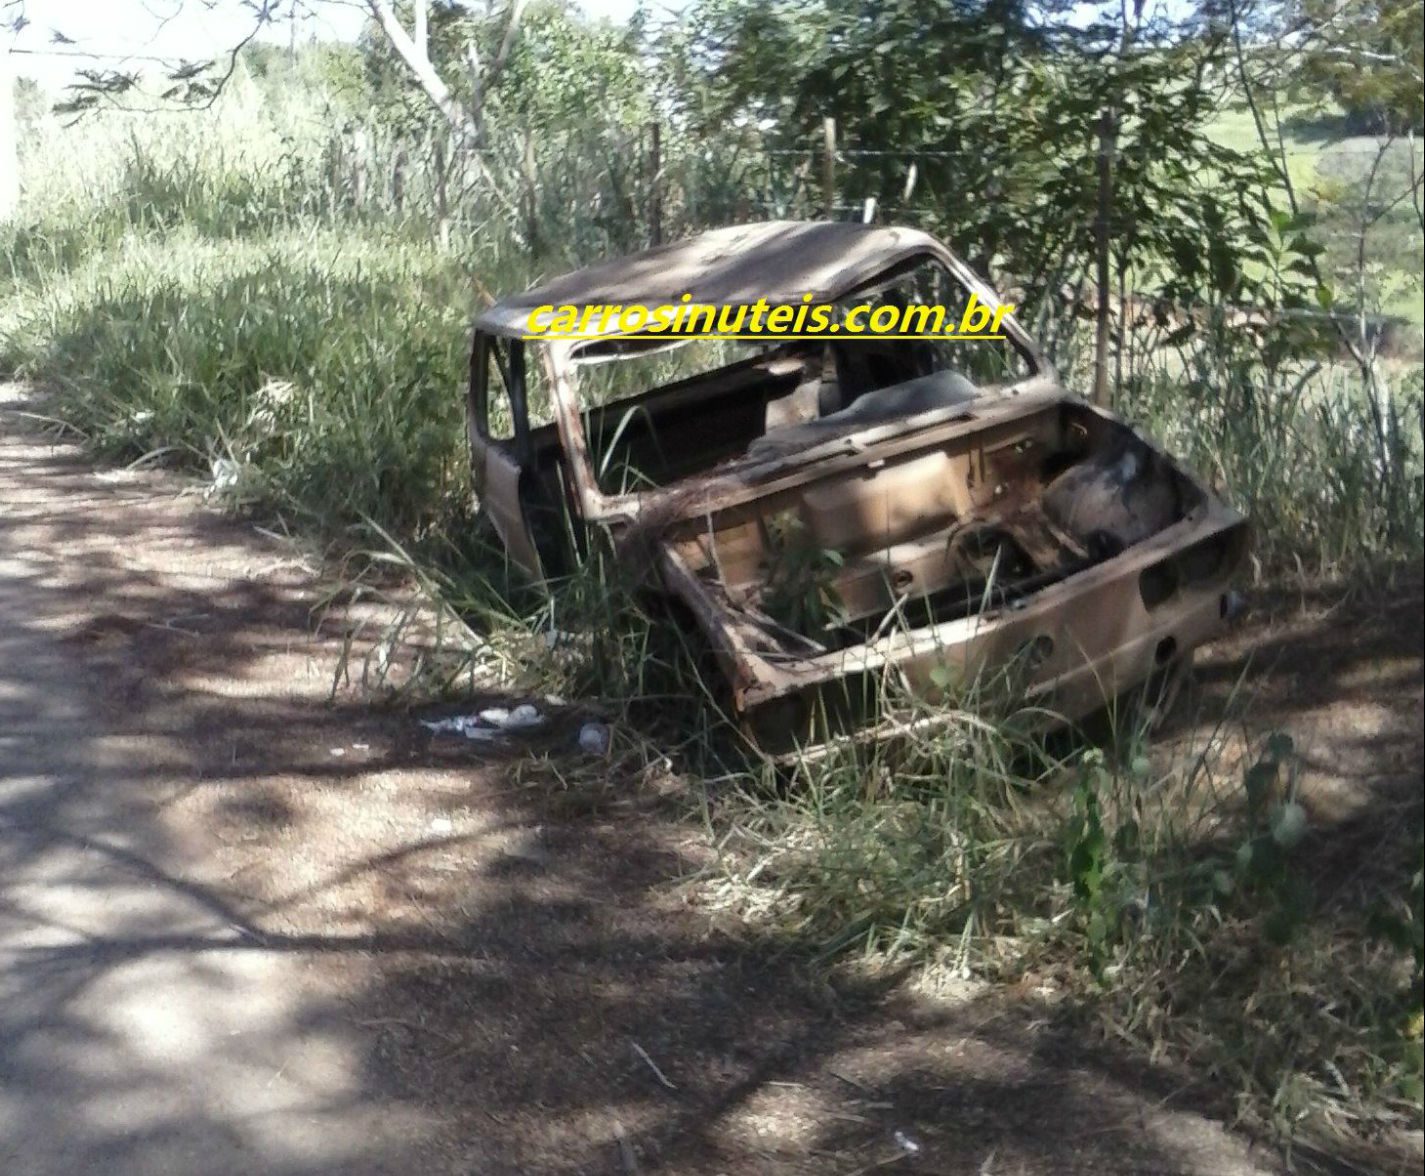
[421,704,544,741]
[479,704,544,730]
[420,715,505,742]
[578,722,611,755]
[892,1130,922,1156]
[511,703,543,728]
[429,816,454,834]
[209,457,241,494]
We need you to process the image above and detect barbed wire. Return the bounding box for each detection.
[741,143,1417,159]
[745,198,1419,229]
[9,48,190,62]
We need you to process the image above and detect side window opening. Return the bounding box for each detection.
[476,335,518,445]
[480,337,558,451]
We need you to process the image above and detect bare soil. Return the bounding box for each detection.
[1,383,1417,1175]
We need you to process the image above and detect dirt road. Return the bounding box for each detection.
[0,383,1322,1174]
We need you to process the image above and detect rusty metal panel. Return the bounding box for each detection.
[469,223,1249,754]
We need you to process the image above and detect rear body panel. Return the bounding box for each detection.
[649,394,1245,750]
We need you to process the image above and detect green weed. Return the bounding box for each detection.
[1,71,1420,1166]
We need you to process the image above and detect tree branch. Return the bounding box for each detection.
[490,0,529,85]
[366,0,464,130]
[364,0,526,228]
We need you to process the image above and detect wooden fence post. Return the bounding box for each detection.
[521,131,538,253]
[1092,109,1115,408]
[822,116,836,220]
[647,120,663,246]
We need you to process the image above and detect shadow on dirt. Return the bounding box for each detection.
[6,391,1414,1174]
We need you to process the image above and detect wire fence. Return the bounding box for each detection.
[304,117,1424,229]
[12,87,1421,353]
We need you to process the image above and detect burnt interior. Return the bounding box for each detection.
[484,328,1211,642]
[511,339,977,563]
[664,400,1208,654]
[482,254,1033,573]
[556,335,1003,496]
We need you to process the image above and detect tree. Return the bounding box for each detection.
[359,1,649,141]
[1,47,16,219]
[3,0,26,218]
[356,1,654,250]
[12,1,531,139]
[13,1,644,246]
[1291,0,1424,133]
[679,1,1279,322]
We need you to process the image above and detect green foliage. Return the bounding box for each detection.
[2,27,1422,1163]
[759,513,848,637]
[1050,732,1422,1138]
[1292,0,1425,133]
[362,0,651,132]
[1120,327,1424,576]
[708,711,1059,963]
[11,74,48,127]
[682,0,1279,325]
[1062,750,1123,975]
[713,710,1423,1143]
[1103,199,1424,576]
[3,231,479,538]
[240,39,370,101]
[1366,842,1425,1103]
[1230,733,1314,945]
[1302,140,1425,327]
[498,1,651,128]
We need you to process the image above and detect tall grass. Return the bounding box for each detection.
[3,72,536,544]
[3,229,491,536]
[694,693,1423,1156]
[2,68,1422,1166]
[1126,349,1425,577]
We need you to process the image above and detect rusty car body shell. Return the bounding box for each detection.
[467,222,1248,751]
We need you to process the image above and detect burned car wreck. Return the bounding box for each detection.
[467,222,1247,752]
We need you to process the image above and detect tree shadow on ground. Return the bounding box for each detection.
[4,391,1410,1174]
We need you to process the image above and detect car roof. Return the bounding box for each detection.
[473,220,944,339]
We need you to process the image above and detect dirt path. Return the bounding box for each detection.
[0,383,1313,1175]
